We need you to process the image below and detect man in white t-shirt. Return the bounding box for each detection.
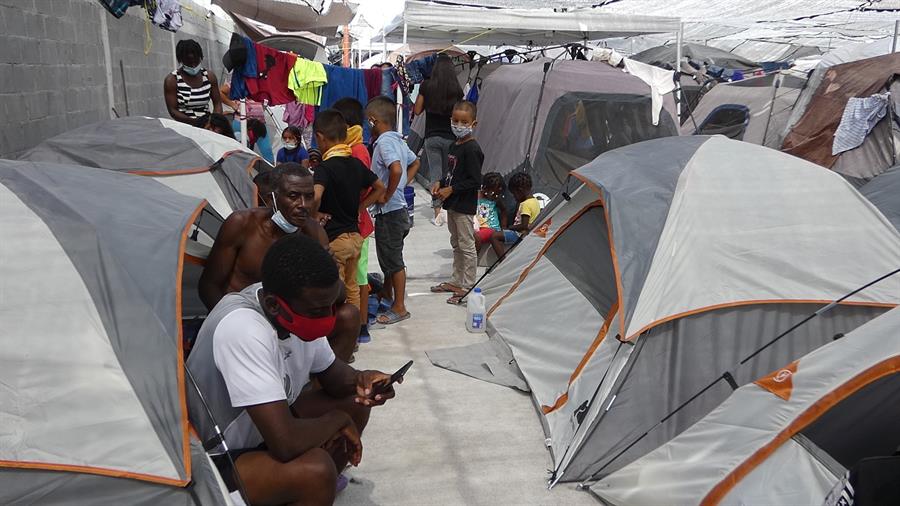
[187,234,399,505]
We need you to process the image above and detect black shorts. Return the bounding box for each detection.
[210,445,266,492]
[375,209,410,276]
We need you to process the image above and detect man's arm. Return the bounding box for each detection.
[383,160,403,202]
[313,184,325,214]
[406,158,421,183]
[246,400,358,464]
[164,74,197,124]
[315,359,395,407]
[306,220,330,248]
[363,179,386,208]
[198,212,247,310]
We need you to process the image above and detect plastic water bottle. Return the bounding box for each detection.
[466,288,486,333]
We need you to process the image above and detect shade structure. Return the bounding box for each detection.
[434,136,900,485]
[683,71,807,146]
[590,306,900,506]
[214,0,353,40]
[392,1,681,46]
[631,42,761,71]
[462,58,678,194]
[0,160,231,504]
[859,164,900,232]
[20,117,263,220]
[781,46,900,185]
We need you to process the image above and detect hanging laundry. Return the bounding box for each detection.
[381,67,395,97]
[466,79,480,104]
[395,56,413,95]
[283,102,315,130]
[149,0,183,32]
[833,92,891,155]
[405,54,436,84]
[287,59,327,106]
[245,44,297,106]
[227,36,257,101]
[320,65,367,110]
[363,68,383,101]
[623,58,676,126]
[97,0,137,18]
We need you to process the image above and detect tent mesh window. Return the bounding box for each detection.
[800,371,900,468]
[533,92,678,192]
[542,205,617,316]
[694,104,750,140]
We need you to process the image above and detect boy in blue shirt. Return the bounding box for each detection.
[365,97,420,325]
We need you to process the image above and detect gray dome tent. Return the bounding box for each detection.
[860,164,900,231]
[443,58,679,194]
[0,160,231,504]
[430,136,900,485]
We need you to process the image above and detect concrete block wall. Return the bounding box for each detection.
[0,0,236,158]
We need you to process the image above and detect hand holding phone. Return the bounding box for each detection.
[355,361,412,407]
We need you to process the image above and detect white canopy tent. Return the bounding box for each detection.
[212,0,353,39]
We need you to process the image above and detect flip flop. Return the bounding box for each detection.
[430,282,461,293]
[336,474,349,493]
[447,294,465,305]
[376,309,411,325]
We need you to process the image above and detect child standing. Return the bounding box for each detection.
[431,101,484,305]
[312,109,386,312]
[276,126,309,166]
[475,172,506,245]
[366,97,421,325]
[490,172,539,257]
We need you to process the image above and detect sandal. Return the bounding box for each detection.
[376,309,411,325]
[430,282,461,293]
[447,294,465,305]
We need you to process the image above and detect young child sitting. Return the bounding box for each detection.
[475,172,506,245]
[490,172,539,257]
[429,101,484,304]
[276,126,309,166]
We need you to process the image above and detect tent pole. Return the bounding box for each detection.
[239,99,247,148]
[893,20,899,53]
[342,25,351,67]
[760,74,781,146]
[382,27,387,60]
[675,22,683,120]
[403,22,408,45]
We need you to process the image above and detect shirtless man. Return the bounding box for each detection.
[199,162,358,361]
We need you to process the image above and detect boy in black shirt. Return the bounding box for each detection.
[313,109,386,312]
[432,101,483,304]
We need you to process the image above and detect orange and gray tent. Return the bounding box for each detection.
[780,51,900,186]
[429,135,900,484]
[683,71,806,146]
[591,306,900,506]
[20,116,263,219]
[860,164,900,232]
[0,160,231,504]
[461,58,679,194]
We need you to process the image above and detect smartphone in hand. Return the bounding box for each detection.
[372,360,413,397]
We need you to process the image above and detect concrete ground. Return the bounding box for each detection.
[335,185,595,506]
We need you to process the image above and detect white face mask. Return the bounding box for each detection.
[452,123,473,139]
[181,64,202,76]
[283,142,298,151]
[270,192,298,233]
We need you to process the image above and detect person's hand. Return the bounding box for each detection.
[317,212,331,226]
[430,181,441,195]
[322,418,363,466]
[354,370,397,407]
[436,187,453,200]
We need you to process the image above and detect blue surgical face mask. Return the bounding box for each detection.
[181,64,202,76]
[271,193,298,233]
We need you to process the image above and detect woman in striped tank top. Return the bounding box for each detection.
[164,39,223,126]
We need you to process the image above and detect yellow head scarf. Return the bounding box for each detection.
[346,125,363,147]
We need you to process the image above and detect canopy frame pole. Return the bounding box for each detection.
[382,27,388,61]
[342,24,350,67]
[403,22,408,45]
[893,20,899,53]
[239,99,247,148]
[675,22,683,119]
[760,74,782,146]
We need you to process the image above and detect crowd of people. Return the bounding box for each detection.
[162,38,546,504]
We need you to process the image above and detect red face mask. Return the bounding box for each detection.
[273,296,336,341]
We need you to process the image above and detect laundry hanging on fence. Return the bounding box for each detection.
[287,59,327,106]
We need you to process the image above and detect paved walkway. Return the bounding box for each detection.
[335,185,595,506]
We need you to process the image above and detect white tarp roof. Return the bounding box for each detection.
[213,0,353,38]
[378,1,681,46]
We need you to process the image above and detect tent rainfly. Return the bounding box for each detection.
[464,58,678,194]
[390,1,681,46]
[631,42,762,72]
[590,306,900,506]
[431,135,900,485]
[0,160,231,505]
[20,117,263,220]
[860,164,900,232]
[684,71,807,146]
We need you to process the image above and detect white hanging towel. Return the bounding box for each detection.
[832,92,890,155]
[623,58,676,126]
